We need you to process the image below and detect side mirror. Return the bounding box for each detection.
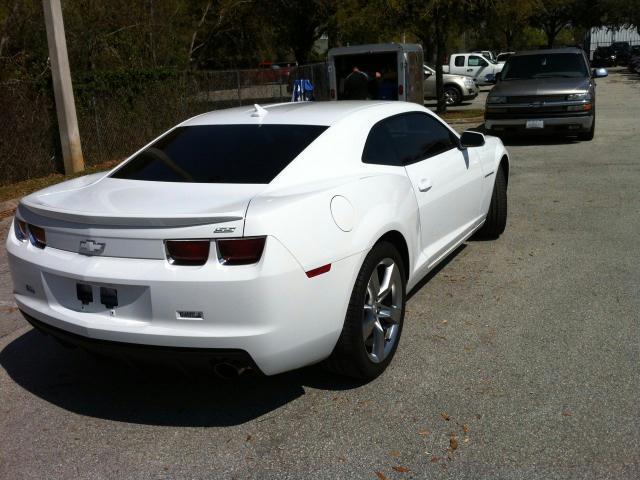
[593,67,608,78]
[460,130,486,148]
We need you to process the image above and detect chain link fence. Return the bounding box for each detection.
[0,62,329,186]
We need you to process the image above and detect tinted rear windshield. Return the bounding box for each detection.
[502,53,588,79]
[111,124,328,183]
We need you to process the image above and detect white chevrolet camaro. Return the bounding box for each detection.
[7,101,509,379]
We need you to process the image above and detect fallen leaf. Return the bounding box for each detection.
[441,412,450,421]
[430,457,440,463]
[562,410,572,417]
[392,466,410,473]
[464,436,470,443]
[389,450,401,458]
[246,434,253,442]
[441,320,448,325]
[418,430,430,436]
[462,424,470,433]
[375,472,388,480]
[449,434,458,451]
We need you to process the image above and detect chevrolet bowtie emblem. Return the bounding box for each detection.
[79,239,106,255]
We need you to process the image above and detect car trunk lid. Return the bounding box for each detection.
[18,178,266,260]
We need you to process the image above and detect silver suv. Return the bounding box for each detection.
[423,64,478,106]
[484,48,608,141]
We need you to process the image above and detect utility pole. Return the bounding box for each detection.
[42,0,84,174]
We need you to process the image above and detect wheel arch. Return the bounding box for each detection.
[376,230,410,280]
[500,154,509,187]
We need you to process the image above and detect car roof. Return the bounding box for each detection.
[181,101,424,127]
[511,47,585,56]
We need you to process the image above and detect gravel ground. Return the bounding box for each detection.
[0,69,638,480]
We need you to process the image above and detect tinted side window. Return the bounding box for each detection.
[362,122,401,166]
[384,113,457,164]
[468,55,487,67]
[111,124,327,184]
[454,56,465,67]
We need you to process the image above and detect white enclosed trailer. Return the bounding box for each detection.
[328,43,424,104]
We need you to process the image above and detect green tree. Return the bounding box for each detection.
[531,0,577,47]
[488,0,538,49]
[397,0,488,112]
[262,0,336,64]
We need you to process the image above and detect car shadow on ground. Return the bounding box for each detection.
[468,123,584,146]
[0,329,367,427]
[0,244,469,428]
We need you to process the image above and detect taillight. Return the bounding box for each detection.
[217,237,266,265]
[166,240,210,266]
[27,224,46,249]
[398,84,404,96]
[14,218,28,242]
[330,88,335,99]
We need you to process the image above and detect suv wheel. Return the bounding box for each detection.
[444,86,462,106]
[578,112,595,141]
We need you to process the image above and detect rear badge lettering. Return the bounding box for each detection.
[214,227,236,234]
[79,239,106,255]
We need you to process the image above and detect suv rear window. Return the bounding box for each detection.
[111,124,327,184]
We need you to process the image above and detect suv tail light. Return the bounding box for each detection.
[166,240,210,266]
[217,237,266,265]
[27,224,46,249]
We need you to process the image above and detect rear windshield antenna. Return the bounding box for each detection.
[251,104,268,118]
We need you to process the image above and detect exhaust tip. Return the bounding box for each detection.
[213,362,245,379]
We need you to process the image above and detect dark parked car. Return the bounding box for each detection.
[629,54,640,74]
[484,48,608,141]
[610,41,632,65]
[592,46,617,67]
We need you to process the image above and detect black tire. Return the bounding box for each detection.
[475,165,507,239]
[444,85,462,105]
[324,241,406,380]
[578,112,595,141]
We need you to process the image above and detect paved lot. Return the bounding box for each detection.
[1,70,639,479]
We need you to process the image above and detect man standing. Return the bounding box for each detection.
[343,66,369,100]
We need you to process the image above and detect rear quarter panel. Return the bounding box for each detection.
[243,173,419,276]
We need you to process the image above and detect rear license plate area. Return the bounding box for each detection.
[43,272,152,320]
[76,283,118,309]
[526,120,544,129]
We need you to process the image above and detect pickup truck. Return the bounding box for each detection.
[443,53,504,85]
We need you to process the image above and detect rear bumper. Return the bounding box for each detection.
[23,312,260,372]
[7,230,363,375]
[485,114,593,132]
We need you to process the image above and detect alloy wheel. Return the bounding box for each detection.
[362,258,403,363]
[444,88,460,105]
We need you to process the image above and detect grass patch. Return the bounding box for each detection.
[0,160,120,204]
[440,109,485,121]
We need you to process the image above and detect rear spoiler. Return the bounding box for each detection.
[18,201,242,228]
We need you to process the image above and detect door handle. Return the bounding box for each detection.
[466,68,473,72]
[418,178,432,192]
